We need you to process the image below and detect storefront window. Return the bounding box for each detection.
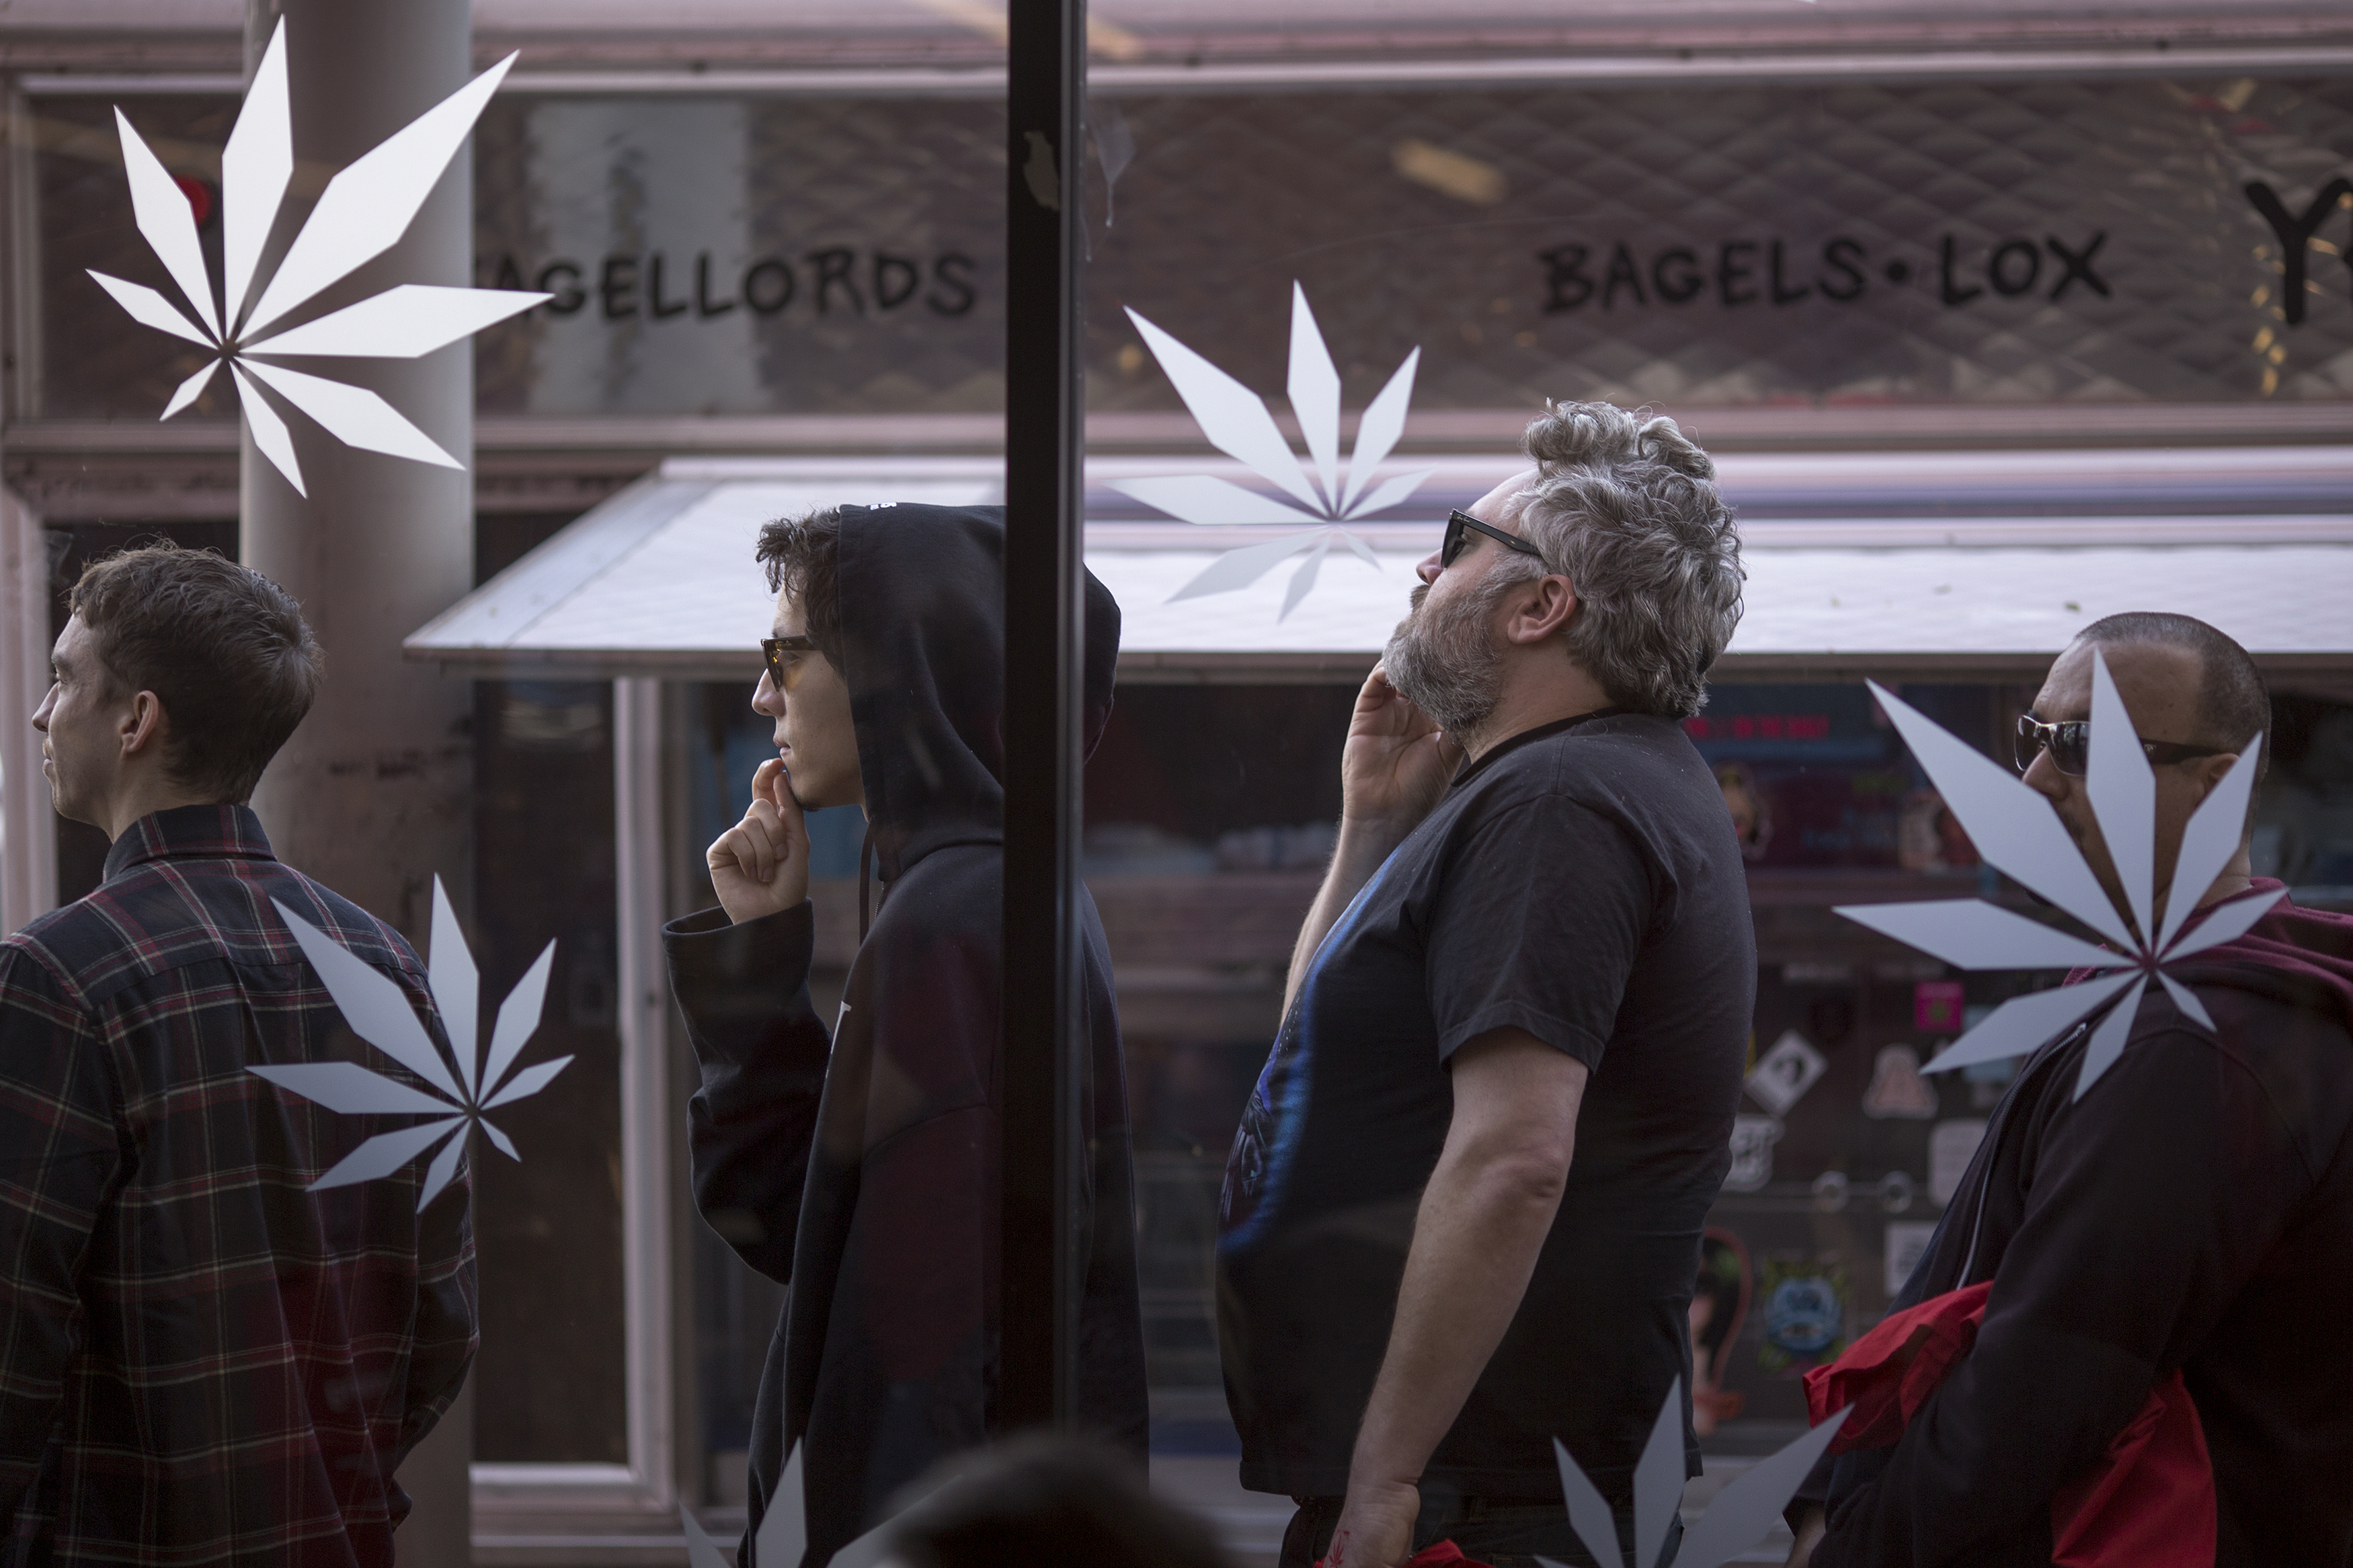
[468,675,627,1466]
[5,5,2352,1564]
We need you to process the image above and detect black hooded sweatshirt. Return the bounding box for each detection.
[662,504,1148,1565]
[1808,884,2353,1567]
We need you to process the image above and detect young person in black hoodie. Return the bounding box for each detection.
[1792,613,2353,1568]
[663,504,1148,1566]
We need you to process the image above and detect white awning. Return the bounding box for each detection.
[407,456,2353,684]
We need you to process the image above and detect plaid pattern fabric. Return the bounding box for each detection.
[0,806,477,1567]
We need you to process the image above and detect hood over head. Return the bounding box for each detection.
[832,502,1121,880]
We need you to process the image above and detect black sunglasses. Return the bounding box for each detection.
[1441,508,1548,569]
[761,634,820,694]
[2013,714,2233,778]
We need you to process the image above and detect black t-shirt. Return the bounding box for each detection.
[1217,710,1755,1501]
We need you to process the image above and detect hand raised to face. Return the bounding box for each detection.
[1341,663,1466,842]
[708,757,813,924]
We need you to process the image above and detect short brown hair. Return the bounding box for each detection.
[68,544,324,802]
[754,507,843,665]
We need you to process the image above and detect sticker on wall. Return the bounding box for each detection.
[1861,1044,1940,1120]
[89,18,548,496]
[1758,1258,1851,1374]
[249,878,571,1210]
[1884,1220,1939,1297]
[1811,1169,1851,1214]
[1874,1170,1916,1214]
[1913,978,1966,1033]
[1691,1229,1753,1438]
[1744,1028,1828,1116]
[1111,282,1433,618]
[1550,1374,1851,1568]
[1896,788,1977,872]
[1724,1114,1784,1193]
[1714,761,1773,861]
[1835,656,2276,1100]
[1929,1118,1991,1206]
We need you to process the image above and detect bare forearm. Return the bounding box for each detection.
[1348,1145,1567,1493]
[1324,1034,1584,1568]
[1285,821,1408,1015]
[1786,1505,1826,1567]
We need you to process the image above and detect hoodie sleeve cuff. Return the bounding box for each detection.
[662,902,815,999]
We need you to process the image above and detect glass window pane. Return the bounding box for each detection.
[13,10,2352,1565]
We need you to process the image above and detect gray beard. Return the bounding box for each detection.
[1382,577,1507,745]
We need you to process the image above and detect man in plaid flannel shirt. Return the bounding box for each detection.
[0,544,475,1566]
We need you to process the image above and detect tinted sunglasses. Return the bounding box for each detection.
[1441,508,1548,569]
[761,634,820,694]
[2013,713,2232,778]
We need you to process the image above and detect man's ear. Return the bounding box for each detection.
[2186,749,2239,805]
[1503,574,1580,647]
[120,690,169,759]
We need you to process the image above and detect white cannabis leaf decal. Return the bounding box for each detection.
[1837,651,2276,1101]
[252,876,572,1210]
[1546,1378,1851,1568]
[1113,282,1434,619]
[89,18,545,497]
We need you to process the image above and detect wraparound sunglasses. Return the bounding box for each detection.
[1433,509,1722,677]
[2013,713,2233,778]
[761,634,820,694]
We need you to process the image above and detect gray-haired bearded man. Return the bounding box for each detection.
[1218,401,1755,1568]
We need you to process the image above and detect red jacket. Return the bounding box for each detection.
[1806,1283,2213,1567]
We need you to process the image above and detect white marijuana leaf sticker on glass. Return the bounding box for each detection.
[1837,653,2276,1101]
[1546,1378,1851,1568]
[252,876,572,1210]
[1113,282,1433,619]
[89,18,546,497]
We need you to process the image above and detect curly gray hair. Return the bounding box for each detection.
[1498,401,1745,718]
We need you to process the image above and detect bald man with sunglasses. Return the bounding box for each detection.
[2011,635,2250,922]
[1791,612,2353,1568]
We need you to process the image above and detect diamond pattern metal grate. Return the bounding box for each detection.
[34,76,2353,419]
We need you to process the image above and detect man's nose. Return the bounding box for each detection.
[31,686,55,730]
[1415,551,1442,585]
[2021,747,2067,803]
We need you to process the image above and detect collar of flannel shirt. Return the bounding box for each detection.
[102,803,278,882]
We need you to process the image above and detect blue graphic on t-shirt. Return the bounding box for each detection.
[1220,854,1395,1250]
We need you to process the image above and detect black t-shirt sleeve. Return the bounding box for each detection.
[1424,794,1654,1068]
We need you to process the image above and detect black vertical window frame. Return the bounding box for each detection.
[1000,0,1088,1429]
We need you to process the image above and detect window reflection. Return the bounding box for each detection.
[470,677,626,1466]
[9,8,2353,1558]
